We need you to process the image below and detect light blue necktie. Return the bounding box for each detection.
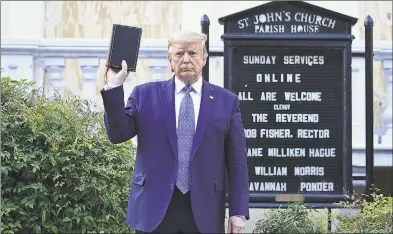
[176,85,195,194]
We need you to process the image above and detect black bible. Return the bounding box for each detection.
[106,24,142,72]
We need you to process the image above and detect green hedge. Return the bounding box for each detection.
[253,191,392,233]
[253,202,327,233]
[1,77,135,233]
[334,192,393,233]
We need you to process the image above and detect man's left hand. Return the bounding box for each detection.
[227,216,246,233]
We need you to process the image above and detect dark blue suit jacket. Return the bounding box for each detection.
[101,77,249,233]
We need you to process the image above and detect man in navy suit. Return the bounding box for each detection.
[101,31,249,233]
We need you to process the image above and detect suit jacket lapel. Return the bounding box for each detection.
[191,80,216,159]
[159,77,178,157]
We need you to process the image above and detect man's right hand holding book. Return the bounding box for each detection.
[104,60,129,90]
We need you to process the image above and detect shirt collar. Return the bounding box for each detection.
[174,75,203,95]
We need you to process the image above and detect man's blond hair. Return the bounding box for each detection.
[168,31,208,61]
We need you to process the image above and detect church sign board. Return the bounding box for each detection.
[218,1,358,206]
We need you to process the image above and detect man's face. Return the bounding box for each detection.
[169,41,206,84]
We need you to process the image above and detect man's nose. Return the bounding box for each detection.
[182,53,191,63]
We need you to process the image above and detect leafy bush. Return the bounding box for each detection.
[252,190,392,234]
[253,203,327,233]
[1,77,135,233]
[334,191,393,233]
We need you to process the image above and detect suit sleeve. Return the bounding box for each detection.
[225,96,250,219]
[100,85,139,144]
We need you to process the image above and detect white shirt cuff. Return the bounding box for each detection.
[104,84,121,91]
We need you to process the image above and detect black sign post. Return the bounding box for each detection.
[218,1,358,208]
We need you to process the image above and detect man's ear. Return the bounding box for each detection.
[168,57,174,72]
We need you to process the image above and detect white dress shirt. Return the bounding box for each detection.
[174,76,202,130]
[104,76,203,130]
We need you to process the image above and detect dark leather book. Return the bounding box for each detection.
[106,24,142,72]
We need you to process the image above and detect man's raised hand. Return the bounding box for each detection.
[107,60,130,85]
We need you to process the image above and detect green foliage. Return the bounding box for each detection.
[253,203,327,233]
[334,191,393,233]
[252,191,392,234]
[1,77,135,233]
